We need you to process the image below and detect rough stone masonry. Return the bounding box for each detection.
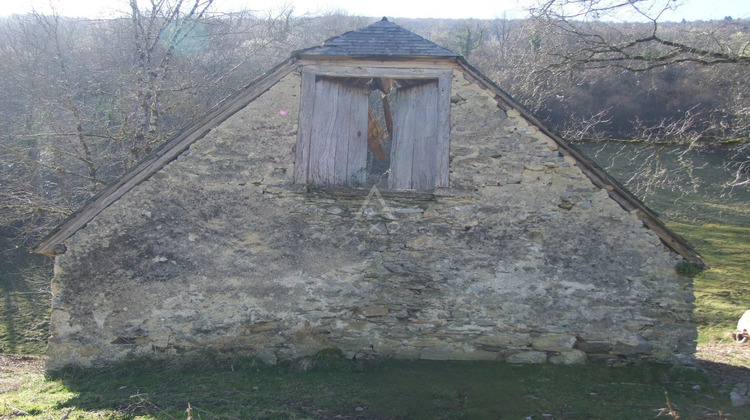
[45,70,696,370]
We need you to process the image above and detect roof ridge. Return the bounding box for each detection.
[304,17,460,58]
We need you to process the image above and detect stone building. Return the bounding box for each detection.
[36,18,701,370]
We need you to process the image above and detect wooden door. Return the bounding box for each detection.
[297,76,368,186]
[389,81,439,190]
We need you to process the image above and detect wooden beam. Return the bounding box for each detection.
[300,62,452,80]
[295,71,317,184]
[436,70,452,188]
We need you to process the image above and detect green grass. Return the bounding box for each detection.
[0,251,51,355]
[1,354,745,419]
[669,221,750,342]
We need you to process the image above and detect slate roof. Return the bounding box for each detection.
[303,17,460,58]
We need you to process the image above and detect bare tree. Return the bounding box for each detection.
[528,0,750,190]
[0,2,311,252]
[124,0,216,162]
[0,13,103,252]
[472,17,581,116]
[452,20,486,58]
[530,0,750,71]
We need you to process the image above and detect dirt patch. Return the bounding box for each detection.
[697,342,750,388]
[0,354,46,393]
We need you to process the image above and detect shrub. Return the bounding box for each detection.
[676,260,704,277]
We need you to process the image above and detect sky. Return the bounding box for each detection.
[0,0,747,21]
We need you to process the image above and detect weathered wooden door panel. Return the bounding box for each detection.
[390,81,439,190]
[300,77,368,186]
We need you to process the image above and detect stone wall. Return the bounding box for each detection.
[46,69,696,370]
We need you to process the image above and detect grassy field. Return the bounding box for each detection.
[0,252,50,355]
[672,221,750,342]
[1,142,748,419]
[1,351,745,419]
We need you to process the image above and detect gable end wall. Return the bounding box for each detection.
[46,69,696,370]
